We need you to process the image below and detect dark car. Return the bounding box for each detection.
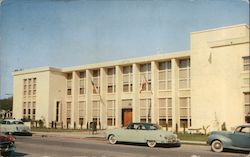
[0,133,15,156]
[207,124,250,152]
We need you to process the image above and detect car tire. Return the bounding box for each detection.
[108,134,117,145]
[211,140,223,152]
[147,140,156,148]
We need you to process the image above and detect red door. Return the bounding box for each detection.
[123,109,132,127]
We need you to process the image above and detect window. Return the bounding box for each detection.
[79,71,86,95]
[79,71,86,78]
[92,70,100,94]
[158,61,172,90]
[243,56,250,71]
[123,66,133,92]
[244,93,250,116]
[107,100,116,126]
[79,101,86,124]
[140,63,151,92]
[107,68,116,93]
[79,101,86,126]
[92,101,100,127]
[67,102,71,120]
[67,73,72,80]
[179,59,191,89]
[159,98,172,127]
[179,97,191,128]
[140,99,151,123]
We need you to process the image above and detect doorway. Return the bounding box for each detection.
[122,108,132,127]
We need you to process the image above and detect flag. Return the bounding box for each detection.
[139,77,148,93]
[91,79,98,93]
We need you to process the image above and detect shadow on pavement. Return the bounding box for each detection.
[9,151,28,157]
[115,142,181,148]
[223,149,250,155]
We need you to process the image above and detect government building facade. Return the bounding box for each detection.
[13,24,250,132]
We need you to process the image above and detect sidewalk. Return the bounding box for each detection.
[31,130,207,145]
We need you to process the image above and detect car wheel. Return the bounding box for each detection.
[147,140,156,148]
[1,151,12,157]
[108,134,117,144]
[211,140,223,152]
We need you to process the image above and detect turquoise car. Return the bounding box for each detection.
[207,124,250,152]
[106,122,180,148]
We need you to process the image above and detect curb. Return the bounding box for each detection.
[32,132,207,146]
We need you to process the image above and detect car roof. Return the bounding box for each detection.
[130,122,155,125]
[3,119,22,122]
[237,124,250,128]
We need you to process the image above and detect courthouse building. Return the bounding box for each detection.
[13,24,250,132]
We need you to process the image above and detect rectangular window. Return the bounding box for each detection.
[244,92,250,115]
[123,66,133,92]
[179,97,191,128]
[107,67,116,93]
[92,101,100,119]
[79,71,86,78]
[158,98,172,127]
[92,70,100,94]
[79,101,86,119]
[67,102,71,119]
[140,99,151,123]
[140,63,151,92]
[179,59,191,89]
[243,56,250,71]
[79,78,86,95]
[107,100,116,126]
[158,61,172,90]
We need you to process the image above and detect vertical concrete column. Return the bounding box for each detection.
[116,65,122,127]
[100,68,106,129]
[71,71,78,128]
[86,70,92,127]
[132,63,140,122]
[171,58,179,132]
[151,61,158,123]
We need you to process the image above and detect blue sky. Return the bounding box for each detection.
[0,0,249,99]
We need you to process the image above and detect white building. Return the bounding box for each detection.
[13,24,250,132]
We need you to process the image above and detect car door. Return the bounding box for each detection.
[119,123,139,142]
[231,126,250,149]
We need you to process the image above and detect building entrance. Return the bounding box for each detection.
[122,109,132,127]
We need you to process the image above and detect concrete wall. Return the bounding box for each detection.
[191,24,250,131]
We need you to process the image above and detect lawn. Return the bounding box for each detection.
[177,133,208,142]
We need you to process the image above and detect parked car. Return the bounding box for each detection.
[106,122,180,148]
[207,124,250,152]
[0,132,15,156]
[0,119,32,136]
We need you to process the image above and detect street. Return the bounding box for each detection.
[9,136,249,157]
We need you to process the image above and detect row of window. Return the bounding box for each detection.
[66,59,191,95]
[23,78,37,96]
[65,97,191,128]
[23,101,36,120]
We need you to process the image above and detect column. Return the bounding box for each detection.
[72,71,78,128]
[116,65,122,127]
[100,68,106,129]
[171,58,179,132]
[86,70,92,127]
[151,61,158,123]
[132,63,140,122]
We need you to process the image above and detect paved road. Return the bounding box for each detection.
[10,136,249,157]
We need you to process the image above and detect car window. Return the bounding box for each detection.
[240,127,250,134]
[127,123,138,129]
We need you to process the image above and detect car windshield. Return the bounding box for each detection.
[127,123,162,130]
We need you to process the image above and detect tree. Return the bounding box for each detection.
[0,97,13,111]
